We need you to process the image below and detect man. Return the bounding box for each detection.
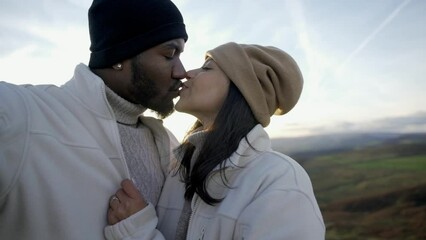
[0,0,187,239]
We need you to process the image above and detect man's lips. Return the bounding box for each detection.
[170,81,183,92]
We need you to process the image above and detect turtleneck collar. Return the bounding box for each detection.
[186,130,208,149]
[104,85,146,126]
[173,129,208,166]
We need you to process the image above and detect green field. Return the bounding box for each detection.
[296,141,426,240]
[352,155,426,171]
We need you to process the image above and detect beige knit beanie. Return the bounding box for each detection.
[206,42,303,127]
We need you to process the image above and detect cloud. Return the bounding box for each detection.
[1,0,86,25]
[308,111,426,135]
[0,0,87,56]
[366,112,426,132]
[0,26,53,56]
[1,0,425,139]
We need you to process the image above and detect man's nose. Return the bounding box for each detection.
[172,59,186,79]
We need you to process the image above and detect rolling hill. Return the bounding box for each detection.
[272,132,426,240]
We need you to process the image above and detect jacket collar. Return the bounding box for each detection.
[62,64,174,175]
[226,124,271,168]
[202,125,271,201]
[62,63,114,119]
[179,124,271,171]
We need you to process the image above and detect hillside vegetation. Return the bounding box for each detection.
[273,133,426,240]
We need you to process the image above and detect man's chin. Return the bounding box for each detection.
[155,109,174,119]
[150,104,175,119]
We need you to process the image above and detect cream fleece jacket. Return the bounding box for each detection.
[0,63,178,240]
[105,125,325,240]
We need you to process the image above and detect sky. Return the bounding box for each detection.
[0,0,425,140]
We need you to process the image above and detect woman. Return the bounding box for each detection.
[105,42,325,239]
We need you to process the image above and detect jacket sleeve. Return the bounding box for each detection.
[0,82,28,201]
[104,203,166,240]
[236,188,325,240]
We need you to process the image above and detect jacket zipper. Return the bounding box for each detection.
[104,83,131,179]
[187,195,202,240]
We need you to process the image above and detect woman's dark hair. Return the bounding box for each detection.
[177,82,259,205]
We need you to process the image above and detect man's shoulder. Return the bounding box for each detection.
[0,81,60,96]
[0,82,32,104]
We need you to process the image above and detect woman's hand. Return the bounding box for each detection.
[107,179,147,225]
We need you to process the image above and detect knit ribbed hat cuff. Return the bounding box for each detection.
[89,22,187,68]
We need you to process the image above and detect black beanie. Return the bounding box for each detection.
[88,0,188,69]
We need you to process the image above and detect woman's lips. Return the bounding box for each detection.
[178,83,188,96]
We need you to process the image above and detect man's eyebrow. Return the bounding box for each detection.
[163,42,184,53]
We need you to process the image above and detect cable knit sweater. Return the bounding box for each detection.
[105,86,164,205]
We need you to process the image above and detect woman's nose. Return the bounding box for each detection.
[185,69,196,80]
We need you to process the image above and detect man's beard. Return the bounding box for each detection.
[129,57,175,119]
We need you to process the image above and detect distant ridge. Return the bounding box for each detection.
[271,132,426,155]
[271,111,426,155]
